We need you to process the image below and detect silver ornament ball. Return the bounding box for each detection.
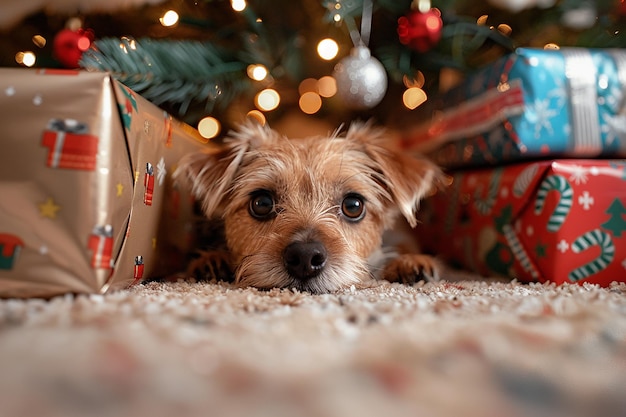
[333,45,388,110]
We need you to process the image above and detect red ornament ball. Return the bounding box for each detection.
[397,8,443,53]
[53,28,93,68]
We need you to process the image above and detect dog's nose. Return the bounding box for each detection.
[283,241,327,281]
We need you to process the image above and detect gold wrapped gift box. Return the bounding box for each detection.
[0,69,212,298]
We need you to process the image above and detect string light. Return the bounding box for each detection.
[544,43,560,50]
[298,78,318,95]
[159,10,179,27]
[32,35,46,48]
[317,76,337,98]
[333,1,342,22]
[255,89,280,111]
[197,116,221,139]
[497,24,512,36]
[299,92,322,114]
[23,52,36,67]
[317,38,339,60]
[403,87,427,110]
[403,71,425,89]
[246,110,266,125]
[77,36,91,51]
[231,0,246,12]
[16,51,36,67]
[119,37,137,54]
[247,64,268,81]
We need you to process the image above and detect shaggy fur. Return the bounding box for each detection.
[174,121,445,293]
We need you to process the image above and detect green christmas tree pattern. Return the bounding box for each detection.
[601,198,626,238]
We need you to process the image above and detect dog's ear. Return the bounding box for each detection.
[346,122,446,228]
[173,120,280,218]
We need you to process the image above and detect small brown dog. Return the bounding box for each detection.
[174,121,444,293]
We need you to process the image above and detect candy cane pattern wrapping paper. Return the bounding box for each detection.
[418,159,626,287]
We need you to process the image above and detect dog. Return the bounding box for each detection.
[173,120,445,294]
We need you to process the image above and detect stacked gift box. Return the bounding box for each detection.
[0,69,215,298]
[402,47,626,287]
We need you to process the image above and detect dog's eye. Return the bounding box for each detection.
[341,194,365,221]
[249,191,276,220]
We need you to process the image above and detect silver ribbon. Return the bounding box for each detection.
[563,49,601,155]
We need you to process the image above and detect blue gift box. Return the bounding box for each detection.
[403,48,626,169]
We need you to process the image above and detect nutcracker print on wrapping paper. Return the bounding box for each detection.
[133,255,144,283]
[41,119,98,170]
[0,234,24,270]
[144,162,155,206]
[88,224,114,269]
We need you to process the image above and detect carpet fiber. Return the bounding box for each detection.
[1,278,625,417]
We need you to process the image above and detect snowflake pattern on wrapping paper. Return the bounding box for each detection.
[156,157,167,187]
[578,191,594,210]
[527,97,559,139]
[601,112,626,147]
[546,77,567,109]
[603,79,624,111]
[567,165,589,185]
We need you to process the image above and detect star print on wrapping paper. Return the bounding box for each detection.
[116,183,124,197]
[39,197,60,219]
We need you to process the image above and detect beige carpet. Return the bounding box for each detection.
[1,278,625,417]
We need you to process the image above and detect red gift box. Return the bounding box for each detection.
[419,160,626,286]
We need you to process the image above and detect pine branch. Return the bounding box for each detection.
[80,37,250,115]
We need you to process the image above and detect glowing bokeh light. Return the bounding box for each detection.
[299,92,322,114]
[231,0,246,12]
[317,38,339,61]
[317,76,337,98]
[160,10,179,27]
[255,89,280,111]
[247,64,268,81]
[246,110,267,125]
[403,71,425,89]
[32,35,46,48]
[544,43,560,50]
[298,78,318,95]
[197,117,221,139]
[403,87,428,110]
[77,36,91,51]
[18,51,36,67]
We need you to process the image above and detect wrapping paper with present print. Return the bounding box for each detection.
[402,48,626,169]
[0,69,213,298]
[418,160,626,286]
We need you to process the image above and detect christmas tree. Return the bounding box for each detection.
[1,0,624,135]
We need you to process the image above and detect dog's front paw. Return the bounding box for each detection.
[382,254,440,284]
[187,250,233,282]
